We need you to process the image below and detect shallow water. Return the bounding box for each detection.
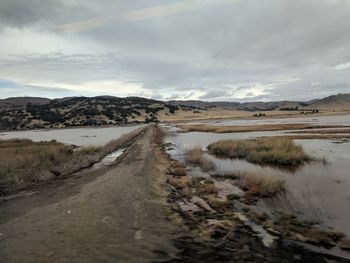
[0,125,145,146]
[165,122,350,238]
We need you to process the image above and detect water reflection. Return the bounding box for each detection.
[0,125,145,146]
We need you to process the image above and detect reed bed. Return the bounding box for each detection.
[208,137,311,166]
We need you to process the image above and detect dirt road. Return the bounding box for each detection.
[0,126,178,263]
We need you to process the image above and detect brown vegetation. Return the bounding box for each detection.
[168,176,192,189]
[178,123,348,133]
[290,128,350,134]
[237,172,285,197]
[0,127,146,195]
[208,137,311,166]
[272,134,350,140]
[185,148,216,172]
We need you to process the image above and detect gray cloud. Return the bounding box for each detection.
[0,0,349,100]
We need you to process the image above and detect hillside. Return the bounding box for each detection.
[0,96,182,130]
[0,97,50,110]
[170,100,308,111]
[307,93,350,109]
[1,93,349,131]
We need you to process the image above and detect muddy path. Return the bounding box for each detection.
[0,126,178,263]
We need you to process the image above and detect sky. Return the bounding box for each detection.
[0,0,349,102]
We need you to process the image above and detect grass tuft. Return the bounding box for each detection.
[237,172,285,197]
[185,148,216,172]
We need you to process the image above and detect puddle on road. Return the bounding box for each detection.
[94,149,125,168]
[74,148,126,177]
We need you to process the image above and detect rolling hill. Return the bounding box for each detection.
[0,96,182,130]
[307,93,350,109]
[0,93,349,131]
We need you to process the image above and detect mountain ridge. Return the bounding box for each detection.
[0,93,349,131]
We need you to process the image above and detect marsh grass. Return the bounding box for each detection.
[178,124,347,133]
[237,172,285,197]
[0,139,75,192]
[208,137,311,167]
[185,148,216,172]
[0,127,145,195]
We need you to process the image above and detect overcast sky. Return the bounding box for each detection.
[0,0,349,101]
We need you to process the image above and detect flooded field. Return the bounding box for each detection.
[164,115,350,259]
[0,125,145,146]
[184,114,350,127]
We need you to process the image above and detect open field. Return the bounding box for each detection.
[178,123,350,133]
[207,137,311,166]
[0,127,145,195]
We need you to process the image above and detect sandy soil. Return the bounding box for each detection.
[0,126,178,263]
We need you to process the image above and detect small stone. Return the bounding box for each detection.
[67,210,71,214]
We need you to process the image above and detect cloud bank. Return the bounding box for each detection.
[0,0,349,101]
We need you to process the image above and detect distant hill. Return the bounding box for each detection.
[0,96,182,131]
[0,97,50,109]
[168,100,241,109]
[170,94,350,111]
[307,93,350,109]
[170,100,309,111]
[0,93,349,131]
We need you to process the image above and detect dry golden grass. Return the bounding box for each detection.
[208,137,311,166]
[172,166,187,177]
[197,183,218,195]
[269,134,350,140]
[0,127,146,195]
[290,128,350,134]
[178,124,348,133]
[79,146,102,154]
[169,161,187,176]
[237,172,285,197]
[168,176,192,189]
[0,139,75,192]
[185,148,216,172]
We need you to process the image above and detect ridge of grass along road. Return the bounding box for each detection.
[0,126,147,196]
[208,137,311,167]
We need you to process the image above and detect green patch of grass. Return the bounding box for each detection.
[208,137,311,167]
